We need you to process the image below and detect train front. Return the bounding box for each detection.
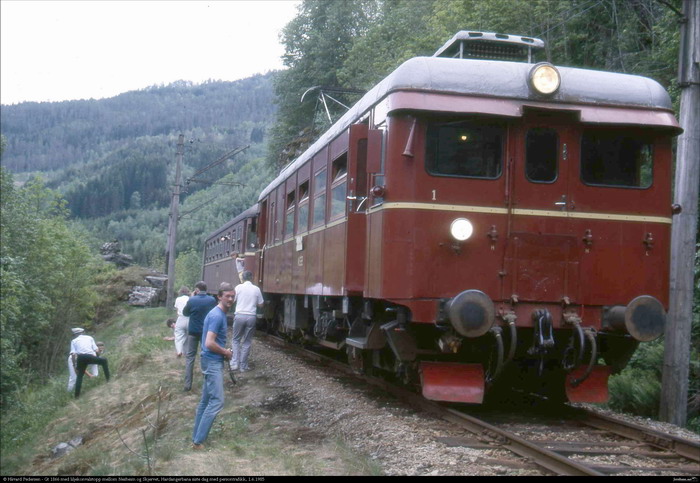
[363,32,681,404]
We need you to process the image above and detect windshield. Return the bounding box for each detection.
[425,119,504,179]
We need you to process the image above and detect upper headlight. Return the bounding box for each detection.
[528,62,560,96]
[450,218,474,241]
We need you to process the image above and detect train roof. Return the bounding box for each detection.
[260,56,676,202]
[204,203,259,242]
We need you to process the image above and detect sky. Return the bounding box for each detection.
[0,0,301,105]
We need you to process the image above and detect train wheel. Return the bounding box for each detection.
[347,346,371,375]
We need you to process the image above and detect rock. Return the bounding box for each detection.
[145,276,168,289]
[100,240,133,268]
[125,270,168,307]
[128,286,161,307]
[102,252,134,268]
[68,437,83,447]
[51,437,83,458]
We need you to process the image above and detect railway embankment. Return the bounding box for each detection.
[2,302,697,476]
[1,306,380,476]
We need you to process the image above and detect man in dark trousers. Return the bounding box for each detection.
[70,327,110,398]
[183,281,216,392]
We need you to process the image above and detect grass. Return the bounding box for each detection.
[0,306,381,476]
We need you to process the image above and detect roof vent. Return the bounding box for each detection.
[433,31,545,63]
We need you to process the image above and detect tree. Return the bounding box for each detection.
[0,167,99,411]
[268,0,379,168]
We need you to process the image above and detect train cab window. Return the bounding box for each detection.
[297,180,309,234]
[581,130,653,188]
[330,154,348,219]
[426,121,503,178]
[526,128,558,183]
[285,191,295,239]
[312,169,327,227]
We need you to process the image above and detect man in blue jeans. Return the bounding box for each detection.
[183,281,216,391]
[192,282,235,450]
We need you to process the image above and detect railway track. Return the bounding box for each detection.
[261,333,700,476]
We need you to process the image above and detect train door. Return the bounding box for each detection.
[345,123,369,293]
[503,110,581,304]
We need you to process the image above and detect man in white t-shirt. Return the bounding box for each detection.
[173,286,191,357]
[67,330,101,392]
[230,271,264,372]
[70,328,110,397]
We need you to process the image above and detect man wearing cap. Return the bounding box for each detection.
[67,329,102,392]
[191,282,235,449]
[183,281,217,392]
[70,328,110,398]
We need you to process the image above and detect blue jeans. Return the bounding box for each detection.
[231,314,257,370]
[192,357,224,445]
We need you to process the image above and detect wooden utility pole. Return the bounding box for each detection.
[661,0,699,427]
[165,134,185,310]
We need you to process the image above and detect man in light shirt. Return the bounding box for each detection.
[230,271,264,372]
[70,328,110,398]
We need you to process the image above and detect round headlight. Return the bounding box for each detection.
[529,62,560,96]
[450,218,474,241]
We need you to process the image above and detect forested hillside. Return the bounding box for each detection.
[1,74,278,266]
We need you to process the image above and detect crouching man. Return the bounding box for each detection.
[71,328,110,398]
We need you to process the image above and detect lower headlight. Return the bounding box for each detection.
[450,218,474,241]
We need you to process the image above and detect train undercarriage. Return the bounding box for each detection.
[260,293,645,405]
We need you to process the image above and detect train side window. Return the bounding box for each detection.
[526,128,558,183]
[312,169,327,227]
[426,120,503,178]
[269,201,276,243]
[370,126,386,207]
[247,218,258,249]
[285,191,295,239]
[330,154,348,220]
[581,130,653,188]
[275,189,285,243]
[297,180,309,234]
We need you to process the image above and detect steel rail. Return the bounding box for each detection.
[261,334,603,476]
[568,406,700,463]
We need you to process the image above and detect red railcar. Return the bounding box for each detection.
[203,32,681,404]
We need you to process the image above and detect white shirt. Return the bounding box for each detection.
[70,334,98,356]
[174,295,189,316]
[234,281,263,315]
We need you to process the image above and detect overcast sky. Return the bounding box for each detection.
[0,0,301,105]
